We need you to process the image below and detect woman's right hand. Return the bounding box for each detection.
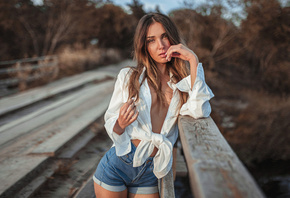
[113,98,139,135]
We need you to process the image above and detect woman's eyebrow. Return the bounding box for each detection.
[147,36,155,39]
[147,32,167,39]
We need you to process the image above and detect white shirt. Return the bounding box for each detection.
[104,63,214,179]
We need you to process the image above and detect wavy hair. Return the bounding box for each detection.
[128,13,189,109]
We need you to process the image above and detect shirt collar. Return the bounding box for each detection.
[139,67,146,84]
[140,66,177,91]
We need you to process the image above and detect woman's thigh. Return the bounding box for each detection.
[128,192,159,198]
[94,182,128,198]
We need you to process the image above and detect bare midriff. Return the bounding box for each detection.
[131,139,159,157]
[131,76,173,157]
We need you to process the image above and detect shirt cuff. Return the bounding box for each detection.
[175,63,204,93]
[104,118,131,156]
[176,63,214,118]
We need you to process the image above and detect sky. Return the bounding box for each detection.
[32,0,207,14]
[31,0,246,26]
[32,0,289,14]
[113,0,206,14]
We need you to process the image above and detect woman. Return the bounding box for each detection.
[93,13,214,198]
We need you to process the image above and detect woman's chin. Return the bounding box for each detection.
[155,58,169,64]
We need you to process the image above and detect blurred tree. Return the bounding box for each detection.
[39,0,102,55]
[178,0,289,95]
[41,0,78,55]
[0,0,98,58]
[0,0,38,59]
[0,0,138,60]
[127,0,146,20]
[170,8,240,70]
[240,0,290,95]
[155,5,161,13]
[92,3,136,52]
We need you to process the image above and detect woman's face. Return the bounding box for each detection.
[146,22,171,66]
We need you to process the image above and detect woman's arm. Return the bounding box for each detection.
[165,44,214,118]
[165,43,199,89]
[104,68,139,156]
[188,53,199,89]
[113,98,138,135]
[104,68,137,140]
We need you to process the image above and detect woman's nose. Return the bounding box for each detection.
[157,39,165,49]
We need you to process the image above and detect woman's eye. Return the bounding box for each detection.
[147,39,154,43]
[162,34,168,39]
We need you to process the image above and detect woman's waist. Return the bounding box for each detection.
[131,139,158,157]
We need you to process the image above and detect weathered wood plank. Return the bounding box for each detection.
[0,71,113,116]
[0,156,49,197]
[30,95,111,156]
[14,168,55,198]
[0,80,114,147]
[0,55,57,66]
[159,169,175,198]
[74,178,96,198]
[58,130,96,159]
[176,141,188,177]
[178,116,265,198]
[0,59,134,115]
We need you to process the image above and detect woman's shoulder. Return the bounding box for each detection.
[119,67,131,76]
[118,66,136,79]
[116,66,137,85]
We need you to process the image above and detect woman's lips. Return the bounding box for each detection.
[159,52,166,58]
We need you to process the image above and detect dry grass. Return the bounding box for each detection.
[208,68,290,167]
[8,57,59,91]
[8,46,123,93]
[229,92,289,166]
[58,46,122,77]
[55,159,78,176]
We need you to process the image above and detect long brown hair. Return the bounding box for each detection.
[128,13,189,109]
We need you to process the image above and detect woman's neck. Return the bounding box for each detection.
[156,62,168,76]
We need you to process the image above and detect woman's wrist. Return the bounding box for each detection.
[113,119,125,135]
[189,52,199,89]
[189,52,199,66]
[189,54,199,69]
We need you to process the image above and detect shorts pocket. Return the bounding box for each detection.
[118,154,133,165]
[131,162,148,183]
[149,162,154,171]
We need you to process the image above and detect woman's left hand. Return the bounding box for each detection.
[166,44,199,88]
[165,43,199,64]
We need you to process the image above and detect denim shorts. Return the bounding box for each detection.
[93,142,158,194]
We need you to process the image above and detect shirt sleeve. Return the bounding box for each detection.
[104,68,132,155]
[176,63,214,118]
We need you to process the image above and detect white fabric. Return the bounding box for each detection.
[104,63,214,179]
